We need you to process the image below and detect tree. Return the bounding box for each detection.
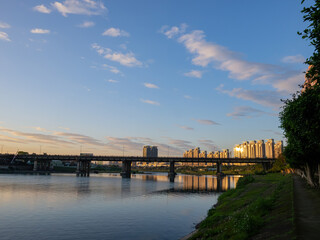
[280,0,320,186]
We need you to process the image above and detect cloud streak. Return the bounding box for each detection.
[78,21,95,28]
[194,119,220,125]
[163,26,304,102]
[227,106,274,119]
[0,32,11,42]
[216,85,283,108]
[140,99,160,106]
[184,70,203,78]
[144,83,159,89]
[0,21,11,29]
[31,28,50,34]
[51,0,107,17]
[33,4,51,14]
[102,27,129,37]
[92,43,142,67]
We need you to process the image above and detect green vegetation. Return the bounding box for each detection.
[280,0,320,187]
[190,173,295,240]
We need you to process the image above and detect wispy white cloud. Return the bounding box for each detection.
[194,119,220,125]
[78,21,95,28]
[30,28,50,34]
[227,106,274,119]
[0,32,11,41]
[282,55,305,64]
[0,21,10,29]
[144,83,159,89]
[160,23,187,39]
[184,70,203,78]
[184,95,192,99]
[216,84,283,109]
[102,27,129,37]
[0,128,73,145]
[33,4,52,14]
[178,125,194,131]
[102,64,121,74]
[163,26,304,94]
[107,79,119,83]
[141,99,160,106]
[33,127,51,132]
[51,0,107,17]
[54,131,105,146]
[92,43,142,67]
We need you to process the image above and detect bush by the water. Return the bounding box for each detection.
[236,175,255,188]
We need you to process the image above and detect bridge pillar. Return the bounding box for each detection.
[121,160,132,178]
[216,161,222,174]
[76,160,91,177]
[168,161,176,182]
[262,162,272,171]
[33,160,38,171]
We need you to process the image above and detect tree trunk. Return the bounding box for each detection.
[318,163,320,187]
[304,162,316,187]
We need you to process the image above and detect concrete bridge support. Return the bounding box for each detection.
[262,162,273,171]
[216,161,222,174]
[121,160,132,178]
[168,161,176,182]
[33,160,51,171]
[76,160,91,177]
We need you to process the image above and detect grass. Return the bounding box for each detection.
[189,173,295,240]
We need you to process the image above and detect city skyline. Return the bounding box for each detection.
[0,0,311,156]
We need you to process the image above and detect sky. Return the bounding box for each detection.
[0,0,313,156]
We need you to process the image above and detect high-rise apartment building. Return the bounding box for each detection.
[255,140,265,158]
[143,146,158,157]
[265,139,275,159]
[248,141,256,158]
[274,141,283,158]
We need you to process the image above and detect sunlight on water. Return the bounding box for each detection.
[0,173,240,240]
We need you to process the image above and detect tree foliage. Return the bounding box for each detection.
[280,0,320,186]
[299,0,320,85]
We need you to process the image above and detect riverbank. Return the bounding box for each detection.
[188,173,295,239]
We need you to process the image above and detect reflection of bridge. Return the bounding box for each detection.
[0,154,275,182]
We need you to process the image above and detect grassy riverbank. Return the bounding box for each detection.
[190,173,295,240]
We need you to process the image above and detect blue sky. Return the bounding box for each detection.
[0,0,312,156]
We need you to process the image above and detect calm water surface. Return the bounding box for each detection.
[0,173,240,240]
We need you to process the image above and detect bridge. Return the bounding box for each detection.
[0,154,275,182]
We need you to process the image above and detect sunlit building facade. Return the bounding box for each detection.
[274,141,283,158]
[233,139,282,159]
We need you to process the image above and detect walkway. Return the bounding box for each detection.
[293,175,320,239]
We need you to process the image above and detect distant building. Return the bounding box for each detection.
[248,141,256,158]
[193,147,200,158]
[143,146,158,157]
[274,141,283,158]
[265,139,275,159]
[255,140,265,158]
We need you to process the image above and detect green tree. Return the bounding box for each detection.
[280,0,320,186]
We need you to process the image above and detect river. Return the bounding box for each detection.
[0,173,240,240]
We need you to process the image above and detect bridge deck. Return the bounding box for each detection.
[0,154,275,163]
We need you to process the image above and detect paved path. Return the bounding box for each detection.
[293,175,320,239]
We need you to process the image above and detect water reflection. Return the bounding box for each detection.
[0,173,241,240]
[133,174,240,192]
